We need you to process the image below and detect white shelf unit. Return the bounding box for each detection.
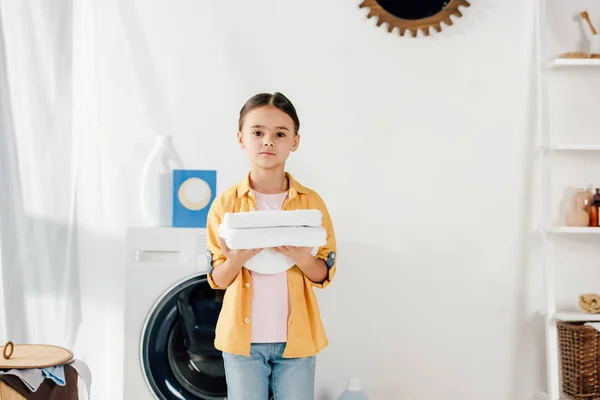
[549,58,600,68]
[536,1,600,399]
[553,311,600,321]
[550,227,600,234]
[543,144,600,151]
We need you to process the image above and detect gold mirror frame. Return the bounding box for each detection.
[359,0,470,37]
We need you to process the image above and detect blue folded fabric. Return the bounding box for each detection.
[41,365,65,386]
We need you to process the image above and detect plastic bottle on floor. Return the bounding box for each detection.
[337,377,368,400]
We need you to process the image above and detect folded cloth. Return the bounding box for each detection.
[219,226,326,250]
[42,365,65,386]
[0,365,78,400]
[244,247,318,275]
[222,209,322,229]
[67,359,92,399]
[0,368,44,391]
[580,293,600,313]
[586,322,600,332]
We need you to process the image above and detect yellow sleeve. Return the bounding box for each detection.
[206,198,227,289]
[311,194,337,289]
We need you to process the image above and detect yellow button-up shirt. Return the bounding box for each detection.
[206,172,337,358]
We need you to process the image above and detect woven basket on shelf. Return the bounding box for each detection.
[558,321,600,399]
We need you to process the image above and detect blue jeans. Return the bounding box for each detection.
[222,343,316,400]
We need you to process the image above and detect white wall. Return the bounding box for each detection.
[98,0,546,398]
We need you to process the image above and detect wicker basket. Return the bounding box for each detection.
[558,321,600,399]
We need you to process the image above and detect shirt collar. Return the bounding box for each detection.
[236,172,307,199]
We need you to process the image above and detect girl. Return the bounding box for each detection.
[206,92,337,400]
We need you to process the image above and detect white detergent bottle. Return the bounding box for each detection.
[337,377,368,400]
[140,134,184,226]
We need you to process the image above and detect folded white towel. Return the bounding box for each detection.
[218,209,325,274]
[219,226,326,250]
[222,209,322,229]
[244,247,318,275]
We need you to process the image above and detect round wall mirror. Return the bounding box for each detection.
[359,0,470,37]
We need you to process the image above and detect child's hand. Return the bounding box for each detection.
[273,246,313,266]
[218,237,262,267]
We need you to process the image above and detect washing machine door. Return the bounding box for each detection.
[141,275,227,399]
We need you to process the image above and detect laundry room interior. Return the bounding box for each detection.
[4,0,600,399]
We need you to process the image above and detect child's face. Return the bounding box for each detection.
[237,106,300,170]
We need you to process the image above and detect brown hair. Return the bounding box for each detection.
[238,92,300,135]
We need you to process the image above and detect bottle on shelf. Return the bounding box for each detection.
[590,202,598,227]
[574,187,593,213]
[591,189,600,227]
[566,196,589,227]
[593,188,600,205]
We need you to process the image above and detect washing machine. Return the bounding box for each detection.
[124,227,227,400]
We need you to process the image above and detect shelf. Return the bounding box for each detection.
[550,227,600,234]
[544,144,600,151]
[549,58,600,68]
[553,311,600,322]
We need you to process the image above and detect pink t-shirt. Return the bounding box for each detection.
[250,190,290,343]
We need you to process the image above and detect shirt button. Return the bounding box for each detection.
[245,282,251,288]
[244,318,250,323]
[248,192,253,197]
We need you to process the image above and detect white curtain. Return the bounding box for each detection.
[0,1,117,398]
[0,0,80,348]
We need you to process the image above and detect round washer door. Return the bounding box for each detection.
[141,275,227,399]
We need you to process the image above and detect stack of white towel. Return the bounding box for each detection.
[218,210,326,274]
